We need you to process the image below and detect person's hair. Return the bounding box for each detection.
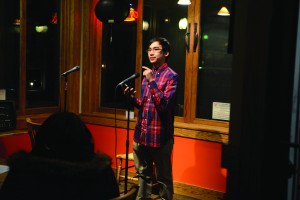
[31,111,94,162]
[149,37,171,60]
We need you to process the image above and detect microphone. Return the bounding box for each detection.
[117,73,140,86]
[61,66,80,76]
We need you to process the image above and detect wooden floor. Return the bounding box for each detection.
[0,172,224,199]
[119,180,225,200]
[119,182,195,200]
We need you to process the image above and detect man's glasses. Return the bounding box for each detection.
[146,47,163,53]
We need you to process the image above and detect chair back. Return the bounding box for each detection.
[111,184,139,200]
[26,118,41,148]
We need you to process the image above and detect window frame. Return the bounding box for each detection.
[7,0,61,129]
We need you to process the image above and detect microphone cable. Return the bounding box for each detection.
[114,85,119,174]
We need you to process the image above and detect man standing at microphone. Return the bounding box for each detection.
[123,37,179,200]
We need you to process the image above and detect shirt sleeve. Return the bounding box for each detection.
[148,73,179,112]
[132,96,142,108]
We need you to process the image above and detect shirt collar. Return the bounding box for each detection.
[152,62,167,72]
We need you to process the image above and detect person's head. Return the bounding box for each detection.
[31,111,94,162]
[147,37,171,67]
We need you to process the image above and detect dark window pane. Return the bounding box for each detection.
[100,4,137,110]
[196,0,232,120]
[26,0,60,107]
[0,1,20,109]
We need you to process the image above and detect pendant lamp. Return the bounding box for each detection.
[217,6,230,16]
[177,0,191,5]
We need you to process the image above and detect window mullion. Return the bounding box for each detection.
[19,0,27,115]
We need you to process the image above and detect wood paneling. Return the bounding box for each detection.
[81,113,229,144]
[19,0,27,115]
[60,0,82,113]
[81,0,102,113]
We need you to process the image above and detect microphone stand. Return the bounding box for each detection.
[124,92,130,194]
[63,75,68,112]
[116,80,138,194]
[61,66,80,112]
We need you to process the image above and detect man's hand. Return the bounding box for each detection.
[142,66,154,82]
[122,84,136,97]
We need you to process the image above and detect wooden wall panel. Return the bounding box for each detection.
[81,0,102,113]
[60,0,82,114]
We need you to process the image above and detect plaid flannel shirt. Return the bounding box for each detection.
[132,63,179,147]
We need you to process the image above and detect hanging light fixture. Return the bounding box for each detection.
[124,7,138,21]
[177,0,191,5]
[178,18,188,30]
[217,6,230,16]
[142,21,149,31]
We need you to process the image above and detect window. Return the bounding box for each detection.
[100,21,137,110]
[98,1,138,112]
[26,0,60,108]
[0,1,20,108]
[0,0,60,114]
[196,0,232,120]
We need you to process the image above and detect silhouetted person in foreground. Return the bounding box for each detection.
[0,111,119,200]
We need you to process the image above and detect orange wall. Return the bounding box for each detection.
[0,134,31,159]
[0,124,227,192]
[87,124,227,192]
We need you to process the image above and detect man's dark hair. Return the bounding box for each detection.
[149,37,171,60]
